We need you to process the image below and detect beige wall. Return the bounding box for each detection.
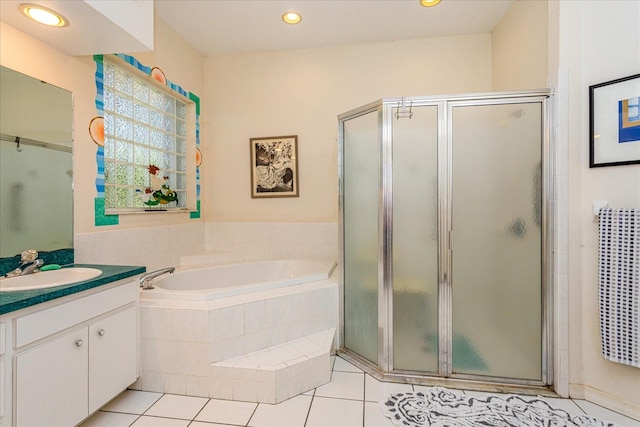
[558,0,640,417]
[204,34,493,223]
[0,17,205,236]
[492,0,548,91]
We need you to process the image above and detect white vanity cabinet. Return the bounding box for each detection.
[16,326,89,426]
[0,278,139,427]
[88,305,137,413]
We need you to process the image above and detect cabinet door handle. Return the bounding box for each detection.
[98,329,106,336]
[76,339,84,347]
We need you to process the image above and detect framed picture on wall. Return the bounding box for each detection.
[589,73,640,167]
[250,135,299,198]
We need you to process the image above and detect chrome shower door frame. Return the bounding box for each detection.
[338,90,553,389]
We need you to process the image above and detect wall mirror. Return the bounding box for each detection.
[0,66,73,258]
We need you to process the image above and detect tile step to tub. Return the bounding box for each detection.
[210,327,335,404]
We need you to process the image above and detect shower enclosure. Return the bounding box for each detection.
[339,91,552,388]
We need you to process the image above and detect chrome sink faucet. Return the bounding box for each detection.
[4,249,44,278]
[139,267,175,290]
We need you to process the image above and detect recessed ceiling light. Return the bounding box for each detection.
[282,11,302,25]
[20,3,68,27]
[420,0,441,7]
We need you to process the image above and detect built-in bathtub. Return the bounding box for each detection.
[136,258,339,404]
[144,259,337,300]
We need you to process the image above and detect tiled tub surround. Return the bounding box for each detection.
[75,222,207,273]
[74,222,338,275]
[205,222,339,262]
[136,271,339,403]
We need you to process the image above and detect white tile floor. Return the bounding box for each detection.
[82,356,640,427]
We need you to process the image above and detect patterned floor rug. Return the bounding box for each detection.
[381,387,620,427]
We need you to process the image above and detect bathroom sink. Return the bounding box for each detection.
[0,268,103,292]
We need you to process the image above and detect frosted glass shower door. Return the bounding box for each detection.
[392,106,439,373]
[451,102,542,381]
[342,110,380,363]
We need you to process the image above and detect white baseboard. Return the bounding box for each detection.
[570,384,640,421]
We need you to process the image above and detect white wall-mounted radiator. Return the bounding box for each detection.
[598,208,640,368]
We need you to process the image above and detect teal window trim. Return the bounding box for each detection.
[92,54,201,225]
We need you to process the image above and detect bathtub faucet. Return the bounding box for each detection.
[139,267,175,290]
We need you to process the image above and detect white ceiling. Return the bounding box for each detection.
[0,0,154,56]
[155,0,515,56]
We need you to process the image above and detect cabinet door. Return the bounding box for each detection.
[89,305,137,413]
[16,327,89,427]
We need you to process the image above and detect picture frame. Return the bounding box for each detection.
[589,73,640,167]
[250,135,299,198]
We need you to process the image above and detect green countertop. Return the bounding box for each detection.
[0,264,146,315]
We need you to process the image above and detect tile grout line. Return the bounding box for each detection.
[362,371,366,427]
[128,413,143,427]
[313,394,370,403]
[303,389,316,427]
[569,399,589,416]
[100,409,145,416]
[189,396,213,425]
[244,400,260,427]
[573,399,638,421]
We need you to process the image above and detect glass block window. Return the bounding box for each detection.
[102,59,190,211]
